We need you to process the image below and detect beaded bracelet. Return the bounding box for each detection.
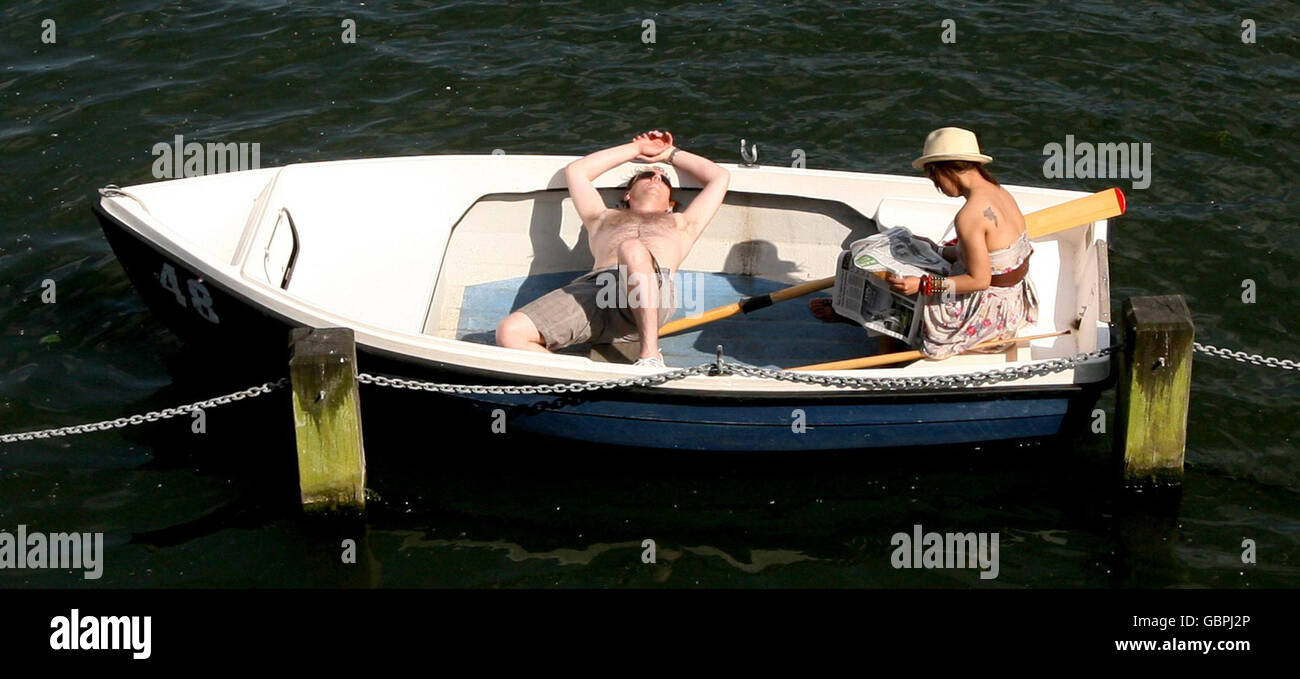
[935,276,949,297]
[921,275,949,297]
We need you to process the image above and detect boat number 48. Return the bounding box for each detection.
[158,263,220,324]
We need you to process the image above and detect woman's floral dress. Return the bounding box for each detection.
[920,231,1039,359]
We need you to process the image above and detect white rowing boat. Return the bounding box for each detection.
[94,155,1117,450]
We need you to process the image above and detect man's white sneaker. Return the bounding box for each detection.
[633,355,667,368]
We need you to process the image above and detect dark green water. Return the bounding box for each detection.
[1,1,1297,588]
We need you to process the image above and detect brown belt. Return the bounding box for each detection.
[989,251,1031,287]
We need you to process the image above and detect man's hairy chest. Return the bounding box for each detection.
[593,210,685,239]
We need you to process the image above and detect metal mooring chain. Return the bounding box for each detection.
[0,379,288,443]
[9,338,1293,443]
[1193,342,1300,372]
[356,344,1118,394]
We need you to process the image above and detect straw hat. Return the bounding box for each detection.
[912,127,993,169]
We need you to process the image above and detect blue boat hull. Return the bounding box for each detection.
[453,390,1077,451]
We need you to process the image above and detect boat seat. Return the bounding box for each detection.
[1020,239,1078,358]
[873,196,962,243]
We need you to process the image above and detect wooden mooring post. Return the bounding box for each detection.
[289,327,366,512]
[1113,295,1194,487]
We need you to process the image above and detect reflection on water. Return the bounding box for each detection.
[395,531,815,574]
[398,532,643,567]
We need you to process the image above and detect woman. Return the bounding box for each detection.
[887,127,1038,359]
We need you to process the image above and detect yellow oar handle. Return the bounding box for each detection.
[791,330,1071,371]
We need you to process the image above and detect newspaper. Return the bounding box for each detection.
[848,226,952,278]
[831,227,952,345]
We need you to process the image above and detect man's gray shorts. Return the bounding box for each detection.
[516,260,677,351]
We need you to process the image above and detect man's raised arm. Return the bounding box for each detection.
[671,149,730,236]
[564,131,673,226]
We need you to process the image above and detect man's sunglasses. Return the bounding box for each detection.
[631,170,672,189]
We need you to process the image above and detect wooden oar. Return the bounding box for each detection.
[657,187,1125,338]
[657,276,840,336]
[791,329,1071,371]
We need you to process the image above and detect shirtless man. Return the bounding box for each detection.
[495,130,730,366]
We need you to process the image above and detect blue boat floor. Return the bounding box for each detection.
[454,270,884,368]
